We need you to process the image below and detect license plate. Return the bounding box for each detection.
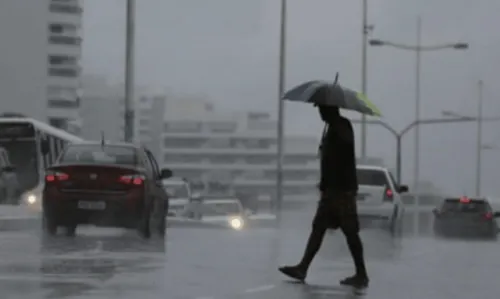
[78,201,106,210]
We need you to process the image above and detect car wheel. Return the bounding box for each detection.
[137,201,152,239]
[388,207,400,237]
[154,198,166,237]
[65,224,77,237]
[42,214,57,236]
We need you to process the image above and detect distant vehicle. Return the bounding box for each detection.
[193,197,247,230]
[355,165,408,236]
[0,117,83,207]
[161,177,191,216]
[42,141,172,238]
[432,196,500,239]
[179,196,276,230]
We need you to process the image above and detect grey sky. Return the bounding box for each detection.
[82,0,500,196]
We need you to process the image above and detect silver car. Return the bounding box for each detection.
[356,165,409,236]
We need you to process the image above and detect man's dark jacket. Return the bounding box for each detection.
[318,117,358,193]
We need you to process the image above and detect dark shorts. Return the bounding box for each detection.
[312,191,359,234]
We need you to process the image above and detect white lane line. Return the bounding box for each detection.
[244,284,275,293]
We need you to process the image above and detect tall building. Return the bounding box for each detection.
[0,0,83,129]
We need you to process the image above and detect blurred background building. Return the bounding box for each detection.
[0,0,83,129]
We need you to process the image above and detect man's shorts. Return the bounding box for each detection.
[312,191,359,234]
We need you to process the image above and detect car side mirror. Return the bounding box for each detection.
[159,168,173,179]
[493,211,500,218]
[398,185,409,193]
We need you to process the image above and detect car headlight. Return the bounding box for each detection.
[229,217,244,230]
[26,194,37,204]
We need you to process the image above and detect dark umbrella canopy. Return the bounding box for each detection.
[283,80,381,116]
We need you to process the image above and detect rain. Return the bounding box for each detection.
[0,0,500,298]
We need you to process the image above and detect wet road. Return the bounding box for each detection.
[1,212,500,299]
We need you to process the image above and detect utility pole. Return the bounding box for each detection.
[275,0,287,221]
[475,80,483,197]
[413,16,422,194]
[360,0,368,158]
[124,0,136,142]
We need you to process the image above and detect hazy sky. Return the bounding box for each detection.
[82,0,500,196]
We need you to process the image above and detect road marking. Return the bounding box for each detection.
[244,284,275,293]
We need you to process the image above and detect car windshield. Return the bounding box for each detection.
[442,199,489,213]
[357,169,389,186]
[60,145,137,166]
[202,201,242,217]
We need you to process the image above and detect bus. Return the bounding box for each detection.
[0,117,84,206]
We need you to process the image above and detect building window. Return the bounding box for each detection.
[49,118,68,130]
[163,121,202,132]
[48,36,81,46]
[48,68,79,78]
[47,86,77,97]
[49,4,82,14]
[48,55,78,66]
[48,99,78,109]
[163,138,204,148]
[139,119,150,126]
[49,23,78,34]
[203,138,231,148]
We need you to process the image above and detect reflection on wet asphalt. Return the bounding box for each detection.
[1,219,500,299]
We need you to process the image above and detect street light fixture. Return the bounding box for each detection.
[352,116,480,185]
[368,16,468,194]
[453,43,469,50]
[368,39,384,46]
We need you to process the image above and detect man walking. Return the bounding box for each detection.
[278,105,369,288]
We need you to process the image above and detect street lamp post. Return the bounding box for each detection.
[124,0,136,142]
[476,80,483,196]
[276,0,287,220]
[442,81,493,197]
[352,117,481,184]
[360,0,369,159]
[369,16,468,193]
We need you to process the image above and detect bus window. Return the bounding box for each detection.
[0,122,38,195]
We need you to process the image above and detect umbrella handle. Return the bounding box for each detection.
[333,72,339,86]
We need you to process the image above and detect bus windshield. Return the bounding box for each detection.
[0,122,38,194]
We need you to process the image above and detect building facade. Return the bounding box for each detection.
[0,0,82,129]
[157,98,320,199]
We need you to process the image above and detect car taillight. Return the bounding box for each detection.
[484,212,493,220]
[45,172,69,182]
[118,174,145,185]
[384,188,393,201]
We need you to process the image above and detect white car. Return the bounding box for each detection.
[182,197,277,230]
[356,165,408,236]
[161,177,192,216]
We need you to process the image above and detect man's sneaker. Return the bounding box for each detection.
[339,275,369,288]
[278,265,306,282]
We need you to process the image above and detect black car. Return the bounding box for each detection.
[433,196,500,239]
[42,141,172,238]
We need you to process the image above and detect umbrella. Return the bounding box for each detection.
[283,76,382,117]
